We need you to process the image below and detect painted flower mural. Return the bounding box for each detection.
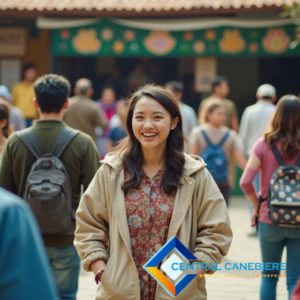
[205,30,216,41]
[219,30,245,53]
[144,31,176,55]
[72,29,101,54]
[183,32,194,41]
[113,40,125,54]
[263,29,290,53]
[124,30,136,41]
[129,43,139,52]
[193,41,206,53]
[249,42,259,53]
[60,30,70,39]
[101,28,113,41]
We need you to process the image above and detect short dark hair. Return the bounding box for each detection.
[22,63,36,78]
[165,81,183,94]
[34,74,70,113]
[211,76,228,92]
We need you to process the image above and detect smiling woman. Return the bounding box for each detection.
[121,85,184,194]
[74,84,233,300]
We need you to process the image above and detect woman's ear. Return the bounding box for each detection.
[171,117,179,130]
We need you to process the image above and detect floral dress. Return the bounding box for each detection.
[125,170,175,300]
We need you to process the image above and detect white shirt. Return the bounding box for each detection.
[179,102,198,153]
[239,100,275,156]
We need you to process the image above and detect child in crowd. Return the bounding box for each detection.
[190,99,246,205]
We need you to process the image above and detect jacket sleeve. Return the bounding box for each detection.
[74,164,110,271]
[0,137,17,193]
[94,105,108,129]
[193,168,233,273]
[0,191,59,300]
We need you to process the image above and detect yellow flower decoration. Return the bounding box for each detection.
[193,41,206,53]
[219,30,245,53]
[113,40,125,54]
[72,29,101,54]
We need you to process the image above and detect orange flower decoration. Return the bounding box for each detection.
[205,30,216,41]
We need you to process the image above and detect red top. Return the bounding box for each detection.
[240,138,300,224]
[125,170,175,300]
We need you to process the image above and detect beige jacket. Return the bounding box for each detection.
[75,153,232,300]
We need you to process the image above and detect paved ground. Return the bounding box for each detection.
[77,197,288,300]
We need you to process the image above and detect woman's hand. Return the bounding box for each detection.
[91,260,106,284]
[250,211,259,228]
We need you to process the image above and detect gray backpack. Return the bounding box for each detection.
[17,127,79,234]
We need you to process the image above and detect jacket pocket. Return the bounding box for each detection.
[96,284,111,300]
[98,254,114,298]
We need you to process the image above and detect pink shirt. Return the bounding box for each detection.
[240,138,300,224]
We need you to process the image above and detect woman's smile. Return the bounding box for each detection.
[132,96,176,151]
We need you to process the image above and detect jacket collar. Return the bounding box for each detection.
[100,152,206,179]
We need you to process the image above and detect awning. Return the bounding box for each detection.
[1,0,296,13]
[52,18,299,57]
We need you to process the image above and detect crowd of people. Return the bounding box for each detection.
[0,65,299,300]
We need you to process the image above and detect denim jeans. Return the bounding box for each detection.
[46,245,80,300]
[258,222,300,300]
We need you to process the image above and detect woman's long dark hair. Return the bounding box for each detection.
[0,102,9,138]
[264,95,300,158]
[119,85,185,195]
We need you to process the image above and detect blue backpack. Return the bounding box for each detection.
[201,130,230,184]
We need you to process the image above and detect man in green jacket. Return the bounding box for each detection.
[0,74,100,300]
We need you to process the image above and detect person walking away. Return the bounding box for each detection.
[64,78,107,144]
[0,74,100,300]
[191,99,246,205]
[166,81,197,153]
[198,76,239,189]
[240,95,300,300]
[74,85,232,300]
[12,63,38,126]
[239,84,276,163]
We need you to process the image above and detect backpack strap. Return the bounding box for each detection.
[16,129,43,159]
[52,127,80,158]
[201,129,230,147]
[271,145,285,166]
[201,130,213,146]
[218,130,230,147]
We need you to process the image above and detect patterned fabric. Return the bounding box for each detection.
[268,165,300,227]
[125,169,175,300]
